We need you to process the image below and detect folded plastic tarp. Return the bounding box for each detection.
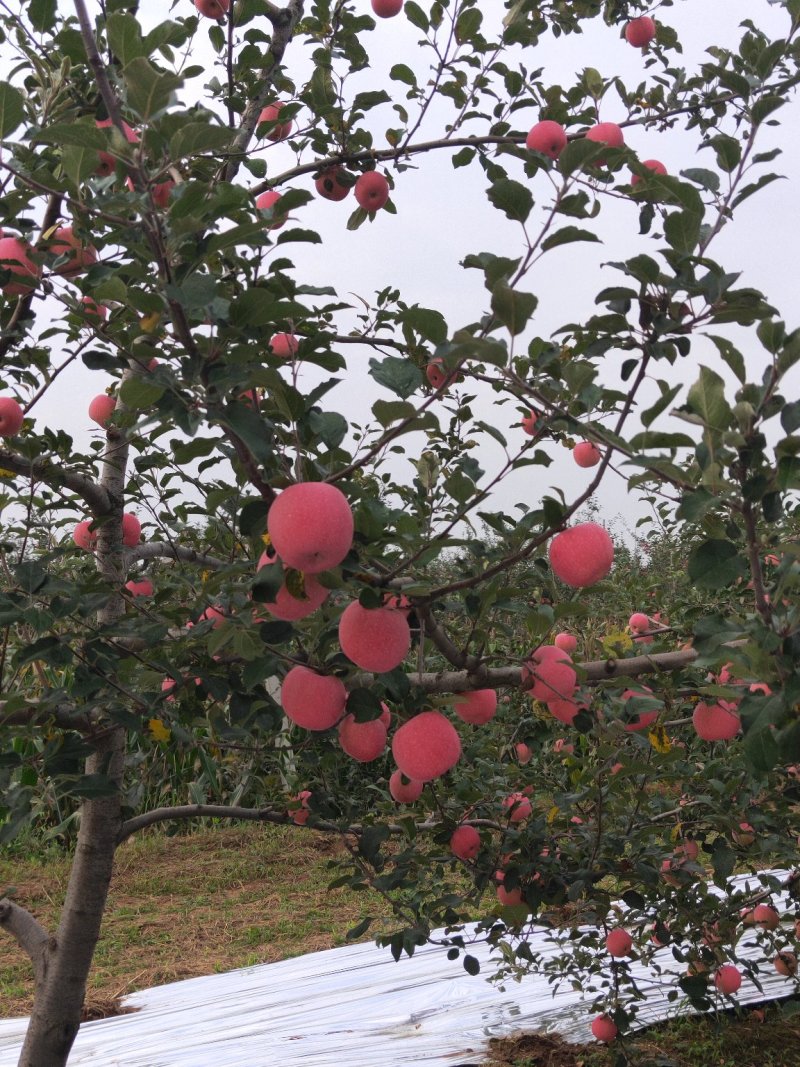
[0,869,795,1066]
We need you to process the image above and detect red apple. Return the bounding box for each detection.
[88,394,116,428]
[194,0,229,17]
[0,236,41,296]
[81,296,108,321]
[453,689,497,725]
[554,632,577,653]
[426,357,453,390]
[339,601,411,673]
[73,519,97,550]
[151,180,175,208]
[255,190,285,229]
[258,102,294,141]
[354,171,390,212]
[371,0,403,17]
[692,700,741,741]
[281,665,347,731]
[521,410,539,436]
[338,713,388,762]
[450,824,480,860]
[503,792,532,823]
[714,964,742,995]
[585,122,625,163]
[125,578,153,597]
[121,512,141,547]
[495,870,524,907]
[0,397,24,437]
[549,522,614,587]
[392,711,461,781]
[256,553,329,621]
[631,159,667,186]
[775,952,798,977]
[591,1015,617,1043]
[625,15,656,48]
[389,769,423,803]
[95,118,138,177]
[47,226,97,279]
[572,441,601,467]
[269,333,299,359]
[315,167,351,201]
[629,612,650,632]
[606,928,633,957]
[515,742,532,764]
[267,482,354,574]
[290,790,312,825]
[525,120,568,160]
[522,645,577,703]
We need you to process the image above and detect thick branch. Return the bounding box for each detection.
[1,700,95,733]
[131,542,227,570]
[0,899,52,984]
[0,450,111,513]
[117,803,343,844]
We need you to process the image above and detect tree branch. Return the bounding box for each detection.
[0,449,111,514]
[131,543,228,570]
[1,700,95,733]
[117,803,345,844]
[0,899,53,985]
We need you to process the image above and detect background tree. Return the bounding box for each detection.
[1,0,800,1065]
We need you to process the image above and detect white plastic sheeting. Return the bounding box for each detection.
[0,870,796,1067]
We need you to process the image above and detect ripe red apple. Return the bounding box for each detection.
[426,357,454,390]
[281,664,347,730]
[606,928,633,957]
[631,159,667,186]
[553,737,574,755]
[591,1015,617,1043]
[585,122,625,163]
[453,689,497,725]
[625,15,656,48]
[521,410,539,436]
[81,296,108,321]
[88,394,116,428]
[315,167,351,201]
[515,742,532,765]
[0,397,24,437]
[94,118,138,177]
[371,0,403,17]
[554,632,577,654]
[0,236,41,296]
[194,0,229,17]
[255,190,285,229]
[290,789,312,825]
[339,601,411,673]
[503,792,532,823]
[267,482,354,573]
[354,171,390,212]
[549,522,614,587]
[522,645,577,703]
[198,606,225,628]
[389,769,423,803]
[525,120,568,160]
[621,687,660,732]
[572,441,601,467]
[257,552,329,621]
[125,578,153,597]
[269,333,299,359]
[258,102,294,141]
[392,711,461,781]
[121,512,141,547]
[775,952,798,977]
[714,964,742,995]
[628,612,650,632]
[73,519,97,550]
[750,904,780,930]
[151,180,175,208]
[338,713,388,762]
[450,824,480,860]
[547,697,581,725]
[495,870,524,907]
[692,700,741,741]
[47,226,97,279]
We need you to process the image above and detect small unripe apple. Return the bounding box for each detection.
[269,333,299,359]
[631,159,667,186]
[0,236,41,296]
[525,120,568,160]
[371,0,403,17]
[572,441,601,467]
[258,101,294,141]
[194,0,229,17]
[354,171,390,212]
[315,167,351,201]
[714,964,742,995]
[0,396,24,437]
[591,1015,617,1042]
[255,190,285,229]
[450,824,480,860]
[88,394,116,428]
[625,15,656,48]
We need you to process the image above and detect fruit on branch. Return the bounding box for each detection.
[692,700,741,741]
[88,394,116,427]
[125,578,153,597]
[547,697,582,725]
[392,710,462,781]
[714,964,742,995]
[426,358,450,390]
[625,15,656,48]
[522,645,577,703]
[495,870,524,907]
[549,522,614,587]
[775,952,798,977]
[371,0,403,18]
[269,333,300,359]
[584,122,625,163]
[338,713,388,761]
[521,410,539,436]
[379,703,392,728]
[290,790,312,825]
[628,612,650,633]
[194,0,229,18]
[258,101,294,141]
[591,1015,617,1042]
[631,159,667,186]
[47,226,98,279]
[621,687,660,732]
[453,689,497,725]
[553,737,574,755]
[525,120,568,160]
[257,553,329,621]
[121,512,142,547]
[742,904,780,930]
[267,482,354,574]
[0,236,41,296]
[389,769,423,803]
[73,520,97,550]
[572,441,601,467]
[732,821,755,847]
[315,167,351,201]
[198,606,226,628]
[450,824,480,860]
[354,171,390,212]
[606,928,633,957]
[151,180,175,208]
[503,792,532,823]
[0,397,24,437]
[81,296,108,321]
[554,632,577,653]
[515,742,532,764]
[95,118,138,177]
[281,665,347,730]
[255,190,285,229]
[339,601,412,672]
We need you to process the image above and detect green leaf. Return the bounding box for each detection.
[490,284,537,335]
[369,356,422,399]
[400,306,448,343]
[487,179,533,223]
[403,1,429,31]
[557,138,603,177]
[123,57,183,121]
[389,64,416,86]
[687,540,747,589]
[707,335,746,384]
[239,499,270,537]
[28,0,57,32]
[664,210,701,255]
[119,376,165,409]
[106,12,146,67]
[0,82,24,138]
[61,144,97,187]
[685,366,732,435]
[640,383,681,428]
[170,122,232,159]
[541,226,601,253]
[372,399,416,427]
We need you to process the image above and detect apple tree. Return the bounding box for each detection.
[1,0,800,1064]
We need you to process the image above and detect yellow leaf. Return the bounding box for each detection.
[0,468,16,478]
[139,311,162,334]
[148,718,171,742]
[201,569,210,583]
[648,724,671,754]
[602,629,633,655]
[261,533,272,547]
[546,805,559,824]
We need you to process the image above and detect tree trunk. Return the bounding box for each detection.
[16,728,125,1067]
